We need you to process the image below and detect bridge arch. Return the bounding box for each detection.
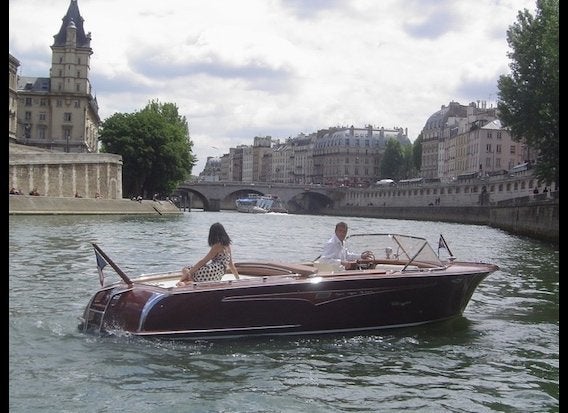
[175,182,335,213]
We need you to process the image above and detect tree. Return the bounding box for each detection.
[99,100,196,198]
[497,0,558,186]
[380,139,404,180]
[412,133,423,172]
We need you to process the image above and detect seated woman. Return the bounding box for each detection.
[176,223,239,286]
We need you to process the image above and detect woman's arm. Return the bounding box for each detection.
[187,244,223,276]
[227,246,240,279]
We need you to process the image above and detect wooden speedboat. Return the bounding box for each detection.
[78,233,498,340]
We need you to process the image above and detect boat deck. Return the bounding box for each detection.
[126,261,423,290]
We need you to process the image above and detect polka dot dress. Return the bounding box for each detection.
[187,248,231,282]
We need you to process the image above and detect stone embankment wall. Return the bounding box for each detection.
[9,195,181,216]
[489,198,559,244]
[9,144,123,200]
[324,197,558,245]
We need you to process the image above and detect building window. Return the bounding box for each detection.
[38,126,47,140]
[56,100,62,107]
[25,97,32,106]
[59,70,62,77]
[64,113,72,122]
[25,111,32,121]
[74,100,80,108]
[39,112,46,121]
[76,84,80,92]
[40,98,47,106]
[510,145,516,154]
[77,71,80,78]
[496,144,502,153]
[486,143,492,153]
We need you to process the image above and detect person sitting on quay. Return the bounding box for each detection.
[10,187,21,195]
[75,191,82,198]
[29,188,40,196]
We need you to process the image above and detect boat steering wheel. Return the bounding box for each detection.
[356,251,376,269]
[362,251,375,261]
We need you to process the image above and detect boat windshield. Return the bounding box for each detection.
[345,233,445,268]
[237,199,257,205]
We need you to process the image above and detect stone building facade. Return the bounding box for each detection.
[9,143,122,199]
[9,54,20,141]
[421,101,531,181]
[13,0,100,154]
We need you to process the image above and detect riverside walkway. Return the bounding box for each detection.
[9,195,181,216]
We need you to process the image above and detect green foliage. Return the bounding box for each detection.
[497,0,558,185]
[99,100,196,198]
[412,134,423,172]
[380,139,404,180]
[399,145,416,180]
[385,136,422,180]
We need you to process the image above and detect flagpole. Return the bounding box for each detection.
[92,243,133,286]
[439,234,455,258]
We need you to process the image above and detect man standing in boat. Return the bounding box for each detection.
[319,222,373,269]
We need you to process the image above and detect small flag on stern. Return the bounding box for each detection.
[94,247,108,286]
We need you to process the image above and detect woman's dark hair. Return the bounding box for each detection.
[208,222,231,246]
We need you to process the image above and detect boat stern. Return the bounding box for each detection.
[78,284,163,336]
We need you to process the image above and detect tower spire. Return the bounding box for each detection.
[52,0,90,47]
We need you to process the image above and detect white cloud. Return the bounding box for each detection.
[9,0,536,173]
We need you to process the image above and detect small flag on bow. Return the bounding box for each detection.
[94,247,108,287]
[438,235,447,250]
[437,234,454,258]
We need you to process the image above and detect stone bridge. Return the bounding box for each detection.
[175,182,337,212]
[175,171,556,214]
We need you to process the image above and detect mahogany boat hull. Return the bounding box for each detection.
[78,261,497,340]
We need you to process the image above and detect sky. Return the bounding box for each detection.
[9,0,536,174]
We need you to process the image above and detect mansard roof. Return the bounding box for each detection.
[313,126,410,150]
[52,0,91,48]
[17,76,50,92]
[424,101,468,130]
[481,119,506,130]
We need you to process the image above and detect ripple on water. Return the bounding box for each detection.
[9,213,558,412]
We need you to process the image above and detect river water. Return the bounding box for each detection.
[9,211,558,412]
